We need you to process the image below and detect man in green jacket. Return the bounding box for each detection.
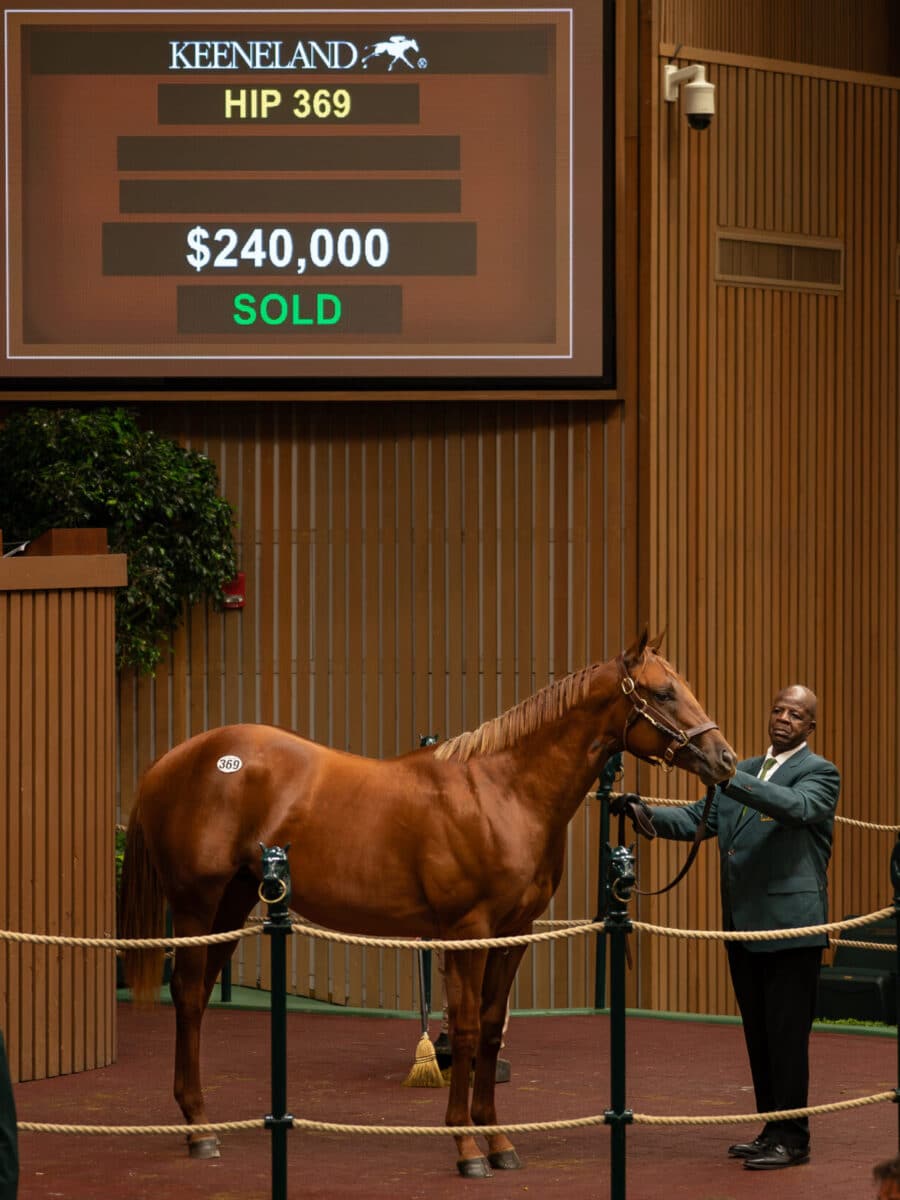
[638,685,840,1171]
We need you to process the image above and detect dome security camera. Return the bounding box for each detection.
[663,63,715,131]
[682,77,715,130]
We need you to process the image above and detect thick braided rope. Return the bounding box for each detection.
[831,939,896,952]
[18,1091,897,1138]
[285,909,897,950]
[283,914,897,948]
[17,1116,605,1137]
[1,908,895,953]
[0,926,259,949]
[607,791,900,834]
[835,814,900,832]
[18,1119,261,1136]
[0,923,600,952]
[631,906,896,943]
[633,1092,897,1126]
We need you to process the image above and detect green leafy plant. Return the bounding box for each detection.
[115,827,127,894]
[0,406,237,673]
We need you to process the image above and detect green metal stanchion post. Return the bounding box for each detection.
[604,842,635,1200]
[260,844,294,1200]
[594,753,623,1009]
[892,835,900,1151]
[418,736,440,1022]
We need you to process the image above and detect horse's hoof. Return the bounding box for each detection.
[488,1149,523,1170]
[188,1136,220,1159]
[456,1156,493,1178]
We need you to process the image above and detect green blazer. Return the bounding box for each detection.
[648,746,840,951]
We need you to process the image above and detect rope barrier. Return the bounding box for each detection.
[831,939,895,952]
[606,791,900,833]
[261,913,899,950]
[834,814,900,832]
[0,926,258,949]
[631,907,896,943]
[279,1091,900,1133]
[631,1091,898,1126]
[0,905,894,953]
[19,1119,262,1136]
[19,1090,898,1138]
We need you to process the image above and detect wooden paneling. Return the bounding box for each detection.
[117,400,629,1011]
[660,0,900,76]
[637,41,899,1015]
[0,562,124,1082]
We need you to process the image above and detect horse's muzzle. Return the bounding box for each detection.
[698,741,737,785]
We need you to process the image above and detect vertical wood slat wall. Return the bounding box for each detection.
[118,400,629,1012]
[660,0,900,76]
[0,566,121,1082]
[636,44,899,1016]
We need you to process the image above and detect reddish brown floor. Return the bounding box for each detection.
[12,1004,899,1199]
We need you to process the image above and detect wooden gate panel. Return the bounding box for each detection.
[0,552,124,1082]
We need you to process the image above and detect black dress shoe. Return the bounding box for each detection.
[727,1137,771,1159]
[743,1144,810,1170]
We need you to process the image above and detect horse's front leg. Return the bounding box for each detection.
[442,946,491,1177]
[472,944,527,1170]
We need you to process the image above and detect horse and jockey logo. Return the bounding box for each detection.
[361,34,426,71]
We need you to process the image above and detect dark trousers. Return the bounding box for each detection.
[726,943,822,1149]
[0,1030,17,1199]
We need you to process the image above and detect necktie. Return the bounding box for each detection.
[741,756,779,821]
[759,756,778,780]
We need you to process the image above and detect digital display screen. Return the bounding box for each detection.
[1,2,609,383]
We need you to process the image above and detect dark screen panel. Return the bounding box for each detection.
[1,1,609,383]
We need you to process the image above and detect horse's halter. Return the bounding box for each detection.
[612,652,721,899]
[615,654,719,773]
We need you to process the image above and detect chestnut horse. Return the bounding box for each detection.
[119,632,736,1176]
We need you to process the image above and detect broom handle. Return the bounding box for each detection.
[416,947,429,1035]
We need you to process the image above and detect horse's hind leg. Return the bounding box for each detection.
[169,875,258,1158]
[472,944,527,1170]
[169,906,219,1156]
[202,870,260,1000]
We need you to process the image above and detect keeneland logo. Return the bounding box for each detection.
[167,34,427,71]
[361,35,424,71]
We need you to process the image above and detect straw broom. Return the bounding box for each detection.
[403,948,446,1087]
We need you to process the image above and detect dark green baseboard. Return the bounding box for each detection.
[116,985,897,1037]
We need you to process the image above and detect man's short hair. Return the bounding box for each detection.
[874,1156,900,1182]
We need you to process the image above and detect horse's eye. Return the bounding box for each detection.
[654,688,675,703]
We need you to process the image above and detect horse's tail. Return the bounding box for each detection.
[117,800,166,1007]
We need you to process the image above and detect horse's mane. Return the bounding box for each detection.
[433,665,596,763]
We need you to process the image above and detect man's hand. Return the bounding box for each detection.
[608,793,656,839]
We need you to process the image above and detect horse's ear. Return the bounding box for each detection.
[622,628,650,668]
[648,628,667,654]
